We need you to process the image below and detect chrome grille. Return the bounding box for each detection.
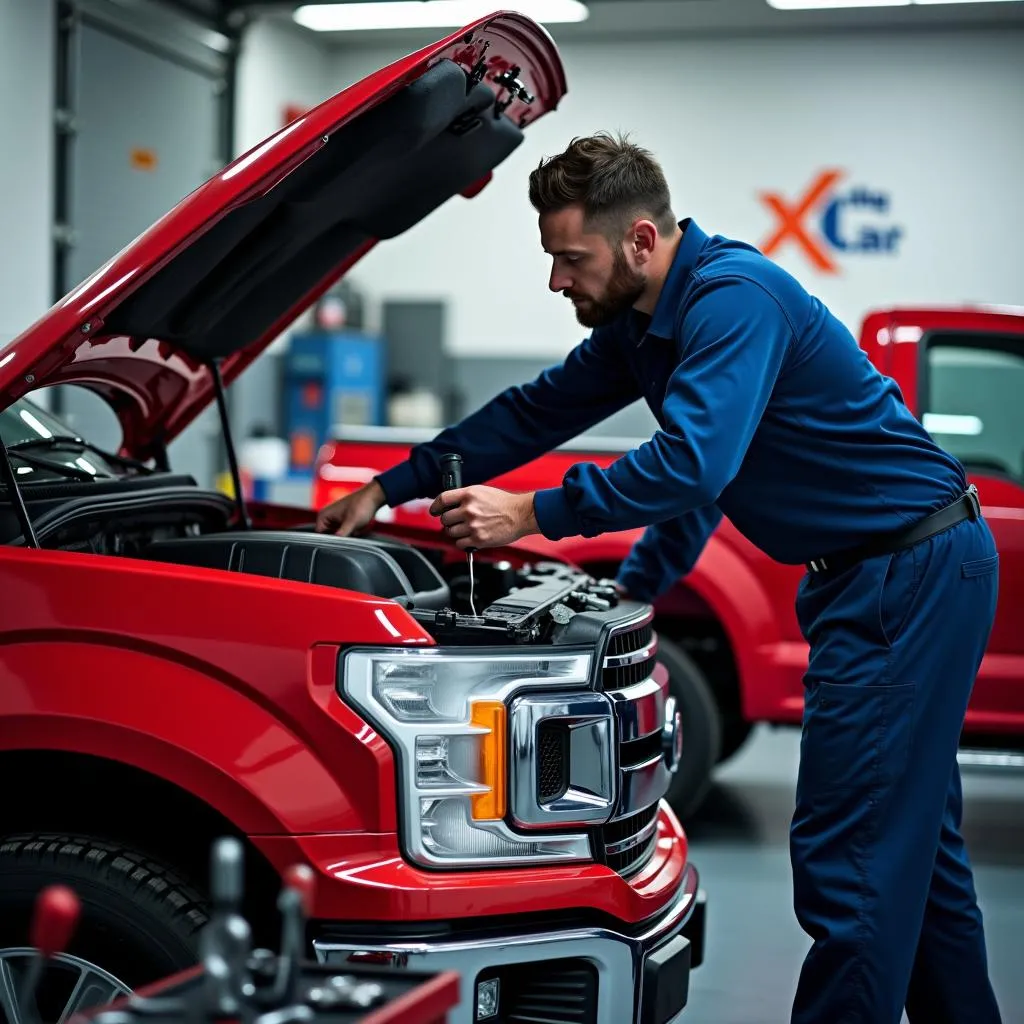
[602,804,659,876]
[598,613,675,878]
[601,617,657,692]
[607,621,653,657]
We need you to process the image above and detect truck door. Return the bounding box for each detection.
[916,326,1024,736]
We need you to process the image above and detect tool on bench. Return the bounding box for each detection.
[42,837,459,1024]
[440,453,477,617]
[18,883,82,1024]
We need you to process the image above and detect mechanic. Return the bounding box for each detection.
[316,132,1002,1024]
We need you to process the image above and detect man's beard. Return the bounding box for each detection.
[569,248,646,328]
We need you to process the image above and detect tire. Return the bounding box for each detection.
[0,834,208,1016]
[657,637,722,820]
[717,716,754,765]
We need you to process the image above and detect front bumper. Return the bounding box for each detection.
[312,862,705,1024]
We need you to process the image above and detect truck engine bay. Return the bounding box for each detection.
[0,471,637,647]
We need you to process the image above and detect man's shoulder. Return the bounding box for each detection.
[687,235,812,329]
[696,234,802,292]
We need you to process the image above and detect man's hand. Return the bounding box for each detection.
[429,485,539,550]
[315,479,386,536]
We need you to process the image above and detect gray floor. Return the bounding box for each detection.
[682,726,1024,1024]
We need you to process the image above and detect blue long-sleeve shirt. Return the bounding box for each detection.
[376,220,966,601]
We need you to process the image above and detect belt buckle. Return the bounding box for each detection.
[966,483,982,519]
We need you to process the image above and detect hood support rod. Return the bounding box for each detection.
[0,439,40,548]
[210,359,251,530]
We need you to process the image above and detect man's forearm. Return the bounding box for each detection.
[375,332,641,509]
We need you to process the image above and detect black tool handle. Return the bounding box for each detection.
[440,453,463,493]
[440,453,476,554]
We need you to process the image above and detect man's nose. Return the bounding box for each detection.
[549,267,571,293]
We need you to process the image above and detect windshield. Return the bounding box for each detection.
[0,396,121,482]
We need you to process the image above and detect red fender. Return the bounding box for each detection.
[0,639,372,835]
[681,540,791,719]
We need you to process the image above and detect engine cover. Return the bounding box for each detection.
[143,531,450,609]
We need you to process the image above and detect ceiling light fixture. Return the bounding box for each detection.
[294,1,590,32]
[768,0,906,8]
[768,0,1017,9]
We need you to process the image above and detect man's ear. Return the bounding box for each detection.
[631,219,658,264]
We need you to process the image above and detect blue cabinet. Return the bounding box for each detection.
[283,331,384,473]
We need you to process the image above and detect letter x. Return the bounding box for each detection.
[759,170,843,274]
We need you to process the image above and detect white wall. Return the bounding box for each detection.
[328,29,1024,360]
[234,16,335,157]
[0,0,54,346]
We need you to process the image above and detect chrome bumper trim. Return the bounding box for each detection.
[312,861,700,1024]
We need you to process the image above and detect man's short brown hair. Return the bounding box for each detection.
[528,131,676,238]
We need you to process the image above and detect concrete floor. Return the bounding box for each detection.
[682,726,1024,1024]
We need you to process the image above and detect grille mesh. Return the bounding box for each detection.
[602,620,655,691]
[537,724,568,803]
[602,804,660,876]
[607,622,653,657]
[501,960,598,1024]
[604,657,656,689]
[603,803,658,847]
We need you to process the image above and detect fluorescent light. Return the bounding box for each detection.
[294,1,589,32]
[921,413,984,436]
[768,0,907,9]
[769,0,1017,9]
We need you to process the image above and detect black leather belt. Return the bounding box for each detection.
[806,484,982,575]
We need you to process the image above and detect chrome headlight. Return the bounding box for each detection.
[342,648,595,868]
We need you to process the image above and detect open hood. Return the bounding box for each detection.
[0,12,565,462]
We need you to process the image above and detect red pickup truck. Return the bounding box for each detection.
[313,306,1024,817]
[0,15,703,1024]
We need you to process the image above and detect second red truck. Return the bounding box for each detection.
[315,305,1024,816]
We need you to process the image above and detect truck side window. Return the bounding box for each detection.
[921,332,1024,482]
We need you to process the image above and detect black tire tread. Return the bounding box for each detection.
[0,833,209,938]
[657,637,722,820]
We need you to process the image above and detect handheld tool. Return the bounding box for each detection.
[440,453,477,616]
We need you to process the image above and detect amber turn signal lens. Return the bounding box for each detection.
[469,700,507,821]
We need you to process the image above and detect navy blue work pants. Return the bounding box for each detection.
[790,516,1002,1024]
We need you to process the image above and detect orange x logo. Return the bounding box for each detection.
[759,170,844,274]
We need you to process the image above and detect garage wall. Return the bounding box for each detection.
[329,28,1024,361]
[0,0,55,346]
[235,17,334,157]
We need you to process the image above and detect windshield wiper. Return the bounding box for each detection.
[9,435,154,474]
[6,448,96,482]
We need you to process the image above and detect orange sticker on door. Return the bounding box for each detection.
[130,147,158,172]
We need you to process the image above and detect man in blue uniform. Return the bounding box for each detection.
[316,133,1001,1023]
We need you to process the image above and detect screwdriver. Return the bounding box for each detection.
[440,453,477,617]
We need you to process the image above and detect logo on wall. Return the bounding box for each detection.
[758,169,903,274]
